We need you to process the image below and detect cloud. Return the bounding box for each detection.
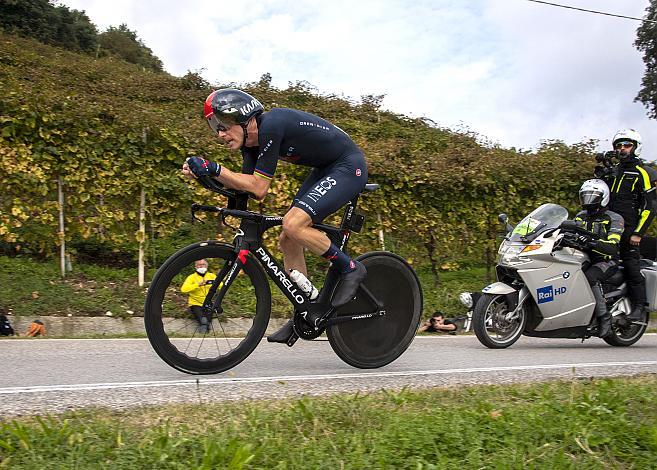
[59,0,657,155]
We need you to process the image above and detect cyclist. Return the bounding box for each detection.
[595,129,657,324]
[563,179,624,338]
[182,88,368,342]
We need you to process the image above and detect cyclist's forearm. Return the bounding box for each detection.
[216,167,270,199]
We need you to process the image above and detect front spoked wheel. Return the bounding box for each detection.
[473,293,526,349]
[144,241,271,374]
[327,252,423,369]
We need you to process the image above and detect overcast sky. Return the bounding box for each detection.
[61,0,656,156]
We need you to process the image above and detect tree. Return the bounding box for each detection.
[0,0,97,52]
[635,1,657,118]
[98,24,163,72]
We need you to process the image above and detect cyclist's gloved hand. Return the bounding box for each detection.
[186,156,221,178]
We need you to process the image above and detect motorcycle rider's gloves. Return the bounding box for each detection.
[560,232,595,250]
[187,156,222,178]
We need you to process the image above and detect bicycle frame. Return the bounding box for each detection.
[192,192,384,328]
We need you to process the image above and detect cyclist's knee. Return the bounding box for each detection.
[282,209,311,241]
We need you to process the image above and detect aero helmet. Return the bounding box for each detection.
[579,179,610,211]
[612,128,642,157]
[204,89,264,139]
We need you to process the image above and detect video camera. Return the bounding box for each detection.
[593,150,619,179]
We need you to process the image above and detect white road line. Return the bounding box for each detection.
[2,361,656,395]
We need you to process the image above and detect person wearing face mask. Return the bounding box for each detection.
[180,259,217,333]
[594,129,657,325]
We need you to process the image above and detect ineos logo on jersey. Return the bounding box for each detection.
[307,176,337,203]
[239,99,262,116]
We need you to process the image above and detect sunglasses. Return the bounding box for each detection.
[615,142,633,149]
[206,113,238,134]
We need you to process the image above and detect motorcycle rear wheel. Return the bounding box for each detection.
[604,310,648,347]
[473,293,526,349]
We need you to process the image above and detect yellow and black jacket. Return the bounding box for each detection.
[604,157,657,236]
[180,272,217,307]
[574,209,624,263]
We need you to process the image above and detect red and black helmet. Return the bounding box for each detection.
[204,88,264,134]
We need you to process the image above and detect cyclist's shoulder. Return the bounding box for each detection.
[259,108,300,129]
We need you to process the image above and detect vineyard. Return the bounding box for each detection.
[0,31,598,284]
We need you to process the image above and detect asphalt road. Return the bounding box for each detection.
[2,334,656,416]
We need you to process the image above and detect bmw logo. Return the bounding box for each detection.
[563,271,570,279]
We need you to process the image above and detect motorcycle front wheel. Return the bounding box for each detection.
[473,293,526,349]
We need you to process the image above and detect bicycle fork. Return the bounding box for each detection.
[202,249,250,317]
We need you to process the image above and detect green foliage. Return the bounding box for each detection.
[0,256,145,317]
[0,255,484,320]
[635,1,657,118]
[1,377,656,468]
[98,24,163,72]
[0,31,603,281]
[0,0,97,52]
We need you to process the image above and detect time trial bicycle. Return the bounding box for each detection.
[144,176,423,374]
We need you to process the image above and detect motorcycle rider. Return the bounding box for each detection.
[594,129,657,324]
[562,179,624,337]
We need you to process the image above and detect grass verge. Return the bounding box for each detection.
[0,256,489,320]
[1,376,656,468]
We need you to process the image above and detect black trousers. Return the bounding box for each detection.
[189,305,211,325]
[620,231,646,305]
[584,260,618,286]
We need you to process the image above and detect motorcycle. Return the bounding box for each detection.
[473,203,653,349]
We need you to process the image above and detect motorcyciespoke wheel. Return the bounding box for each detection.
[144,242,271,374]
[473,293,526,349]
[327,252,422,369]
[604,311,649,347]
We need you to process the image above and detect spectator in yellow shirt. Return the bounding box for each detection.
[180,259,216,333]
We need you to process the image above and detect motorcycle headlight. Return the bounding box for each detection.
[459,292,473,308]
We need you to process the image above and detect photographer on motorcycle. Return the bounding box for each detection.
[594,129,657,324]
[561,179,624,338]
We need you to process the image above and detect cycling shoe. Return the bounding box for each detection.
[331,261,367,308]
[267,319,295,343]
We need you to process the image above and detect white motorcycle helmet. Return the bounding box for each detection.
[612,128,642,157]
[579,179,610,211]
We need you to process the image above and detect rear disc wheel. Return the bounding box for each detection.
[327,252,423,369]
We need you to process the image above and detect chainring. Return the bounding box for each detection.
[292,303,331,340]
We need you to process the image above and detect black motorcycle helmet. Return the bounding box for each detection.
[204,89,264,146]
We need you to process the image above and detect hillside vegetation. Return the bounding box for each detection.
[0,32,596,271]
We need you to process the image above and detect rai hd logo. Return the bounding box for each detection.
[536,285,567,304]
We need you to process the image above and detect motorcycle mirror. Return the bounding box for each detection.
[498,213,508,224]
